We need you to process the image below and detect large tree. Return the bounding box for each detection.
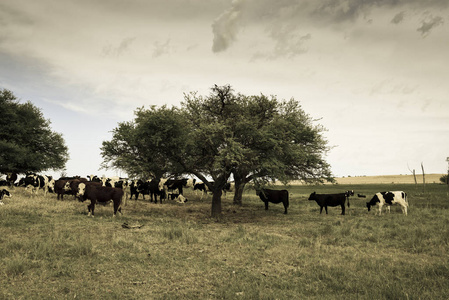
[101,85,333,217]
[0,89,69,174]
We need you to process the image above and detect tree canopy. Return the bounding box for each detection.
[0,89,69,174]
[101,85,333,217]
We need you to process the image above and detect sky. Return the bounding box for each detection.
[1,0,448,179]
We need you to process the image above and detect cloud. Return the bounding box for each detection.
[417,14,444,37]
[211,0,244,52]
[391,11,406,24]
[102,37,136,57]
[152,39,171,58]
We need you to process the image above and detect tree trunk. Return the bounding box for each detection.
[233,181,246,206]
[211,189,223,218]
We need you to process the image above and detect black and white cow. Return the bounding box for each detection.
[366,191,408,215]
[256,188,289,214]
[139,179,166,203]
[129,180,142,200]
[0,189,11,205]
[76,182,123,217]
[308,191,353,215]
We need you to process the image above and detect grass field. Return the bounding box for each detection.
[1,182,449,299]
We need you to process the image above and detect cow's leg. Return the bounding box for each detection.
[325,206,328,214]
[283,202,288,214]
[264,201,269,210]
[320,206,323,214]
[341,204,345,215]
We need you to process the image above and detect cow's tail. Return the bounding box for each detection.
[347,197,350,208]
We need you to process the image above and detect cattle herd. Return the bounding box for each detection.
[0,173,409,217]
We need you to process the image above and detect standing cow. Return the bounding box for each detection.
[76,182,123,217]
[256,188,289,214]
[308,191,353,215]
[366,191,408,215]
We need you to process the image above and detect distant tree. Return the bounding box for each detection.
[101,85,333,217]
[0,89,69,174]
[440,174,448,184]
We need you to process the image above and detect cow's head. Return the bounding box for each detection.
[76,183,86,201]
[345,190,354,197]
[63,181,71,191]
[47,179,55,192]
[308,192,316,201]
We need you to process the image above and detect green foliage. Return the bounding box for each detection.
[0,88,69,174]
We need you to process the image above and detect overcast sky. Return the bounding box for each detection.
[1,0,448,179]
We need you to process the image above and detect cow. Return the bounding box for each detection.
[256,188,289,214]
[139,179,166,203]
[308,190,353,215]
[76,182,123,217]
[19,174,40,194]
[366,191,408,215]
[129,180,142,200]
[168,193,188,203]
[0,189,11,205]
[6,173,18,187]
[37,175,55,196]
[54,179,68,200]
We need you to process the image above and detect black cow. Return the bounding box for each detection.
[76,182,123,217]
[256,188,289,214]
[308,190,353,215]
[6,173,18,186]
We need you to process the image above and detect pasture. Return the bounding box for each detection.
[1,183,449,299]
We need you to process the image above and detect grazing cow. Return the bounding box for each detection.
[76,182,123,217]
[366,191,408,215]
[308,191,353,215]
[256,188,289,214]
[0,189,11,205]
[358,194,366,198]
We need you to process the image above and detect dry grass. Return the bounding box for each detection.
[1,183,449,299]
